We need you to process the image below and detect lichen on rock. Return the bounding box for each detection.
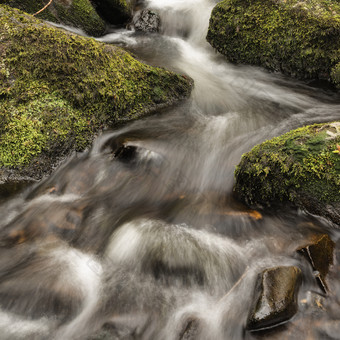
[207,0,340,87]
[0,5,193,180]
[234,122,340,225]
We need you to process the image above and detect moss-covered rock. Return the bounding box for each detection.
[91,0,132,25]
[0,5,193,180]
[234,122,340,225]
[1,0,106,36]
[207,0,340,87]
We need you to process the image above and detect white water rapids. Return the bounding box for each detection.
[1,0,340,339]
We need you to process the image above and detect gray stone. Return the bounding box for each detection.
[133,9,160,33]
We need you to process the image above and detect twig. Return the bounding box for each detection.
[218,266,250,304]
[33,0,53,16]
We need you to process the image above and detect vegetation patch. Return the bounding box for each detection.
[234,122,340,223]
[207,0,340,87]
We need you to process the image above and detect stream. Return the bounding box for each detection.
[1,0,340,339]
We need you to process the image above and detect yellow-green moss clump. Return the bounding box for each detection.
[234,122,340,225]
[1,0,106,36]
[0,5,192,176]
[207,0,340,87]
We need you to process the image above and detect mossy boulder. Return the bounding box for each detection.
[234,122,340,225]
[91,0,132,25]
[207,0,340,87]
[1,0,107,36]
[0,5,192,181]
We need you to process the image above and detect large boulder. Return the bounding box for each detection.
[1,0,106,36]
[207,0,340,87]
[234,122,340,226]
[0,5,193,182]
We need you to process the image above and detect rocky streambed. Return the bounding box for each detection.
[0,0,340,339]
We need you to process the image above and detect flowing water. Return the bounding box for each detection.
[1,0,340,339]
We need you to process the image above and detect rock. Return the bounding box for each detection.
[247,266,302,331]
[2,0,106,36]
[0,5,193,181]
[91,0,132,25]
[133,9,161,33]
[0,180,34,202]
[298,234,335,292]
[207,0,340,88]
[179,318,200,340]
[234,122,340,226]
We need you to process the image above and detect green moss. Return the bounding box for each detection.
[0,84,92,167]
[1,0,106,36]
[0,111,47,166]
[54,0,106,36]
[207,0,340,85]
[234,123,340,207]
[0,5,192,170]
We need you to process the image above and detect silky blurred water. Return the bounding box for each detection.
[1,0,340,339]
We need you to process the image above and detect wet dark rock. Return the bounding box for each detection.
[0,177,35,202]
[247,266,302,331]
[179,318,200,340]
[133,9,161,33]
[114,145,138,163]
[88,322,135,339]
[298,234,335,293]
[151,260,205,286]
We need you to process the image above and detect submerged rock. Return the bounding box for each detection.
[247,266,302,331]
[234,122,340,226]
[179,318,200,340]
[0,178,34,202]
[2,0,106,36]
[298,234,335,292]
[0,5,193,181]
[207,0,340,88]
[133,9,161,33]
